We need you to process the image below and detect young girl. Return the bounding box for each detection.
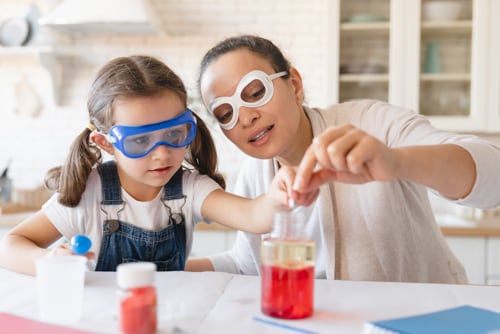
[0,55,317,276]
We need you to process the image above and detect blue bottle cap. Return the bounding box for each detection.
[70,235,92,255]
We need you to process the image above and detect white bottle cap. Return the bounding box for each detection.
[117,262,156,289]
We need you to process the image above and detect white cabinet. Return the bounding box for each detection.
[445,235,500,285]
[445,236,486,284]
[486,238,500,284]
[485,0,500,131]
[331,0,500,133]
[190,228,237,258]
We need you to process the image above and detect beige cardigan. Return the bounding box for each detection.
[209,100,500,283]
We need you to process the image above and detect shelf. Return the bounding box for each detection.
[421,20,473,36]
[420,73,471,82]
[339,73,389,83]
[421,20,473,30]
[340,21,390,36]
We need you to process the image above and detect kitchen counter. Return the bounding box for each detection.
[2,212,500,236]
[441,225,500,237]
[0,212,34,228]
[436,214,500,237]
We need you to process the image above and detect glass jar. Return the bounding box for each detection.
[260,210,315,319]
[117,262,157,334]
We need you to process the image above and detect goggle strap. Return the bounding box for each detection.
[268,71,288,80]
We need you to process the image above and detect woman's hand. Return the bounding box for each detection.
[293,124,400,192]
[271,165,320,210]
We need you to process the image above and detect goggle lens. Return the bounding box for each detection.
[121,122,194,156]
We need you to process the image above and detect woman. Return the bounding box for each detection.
[188,35,500,283]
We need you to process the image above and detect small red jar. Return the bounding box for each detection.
[117,262,157,334]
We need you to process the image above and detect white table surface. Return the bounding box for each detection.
[1,267,500,333]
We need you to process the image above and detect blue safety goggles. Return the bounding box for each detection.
[104,109,196,159]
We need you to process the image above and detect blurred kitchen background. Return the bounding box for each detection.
[1,1,500,247]
[0,0,500,285]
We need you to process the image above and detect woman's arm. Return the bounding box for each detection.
[293,124,475,200]
[0,211,63,275]
[393,144,475,199]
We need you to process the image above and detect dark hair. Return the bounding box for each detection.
[45,55,225,207]
[198,35,291,93]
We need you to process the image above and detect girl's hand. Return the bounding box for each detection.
[48,243,96,260]
[271,165,320,210]
[293,124,400,192]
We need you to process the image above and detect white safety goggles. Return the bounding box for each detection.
[208,70,287,130]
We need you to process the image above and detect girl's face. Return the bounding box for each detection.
[98,91,187,201]
[200,49,305,161]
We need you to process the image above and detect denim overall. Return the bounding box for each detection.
[95,161,187,271]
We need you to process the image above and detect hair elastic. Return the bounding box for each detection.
[87,123,96,132]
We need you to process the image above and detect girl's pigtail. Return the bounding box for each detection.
[44,128,102,207]
[187,113,226,189]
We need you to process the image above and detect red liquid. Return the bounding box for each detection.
[261,264,314,319]
[120,287,157,334]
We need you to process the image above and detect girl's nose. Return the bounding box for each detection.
[150,144,171,159]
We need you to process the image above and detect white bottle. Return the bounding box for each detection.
[117,262,157,334]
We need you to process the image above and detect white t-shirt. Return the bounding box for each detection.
[43,167,220,269]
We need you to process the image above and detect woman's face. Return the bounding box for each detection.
[200,49,304,160]
[95,91,188,201]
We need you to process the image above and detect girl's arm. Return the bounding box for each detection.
[0,211,64,275]
[201,166,319,234]
[185,257,214,271]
